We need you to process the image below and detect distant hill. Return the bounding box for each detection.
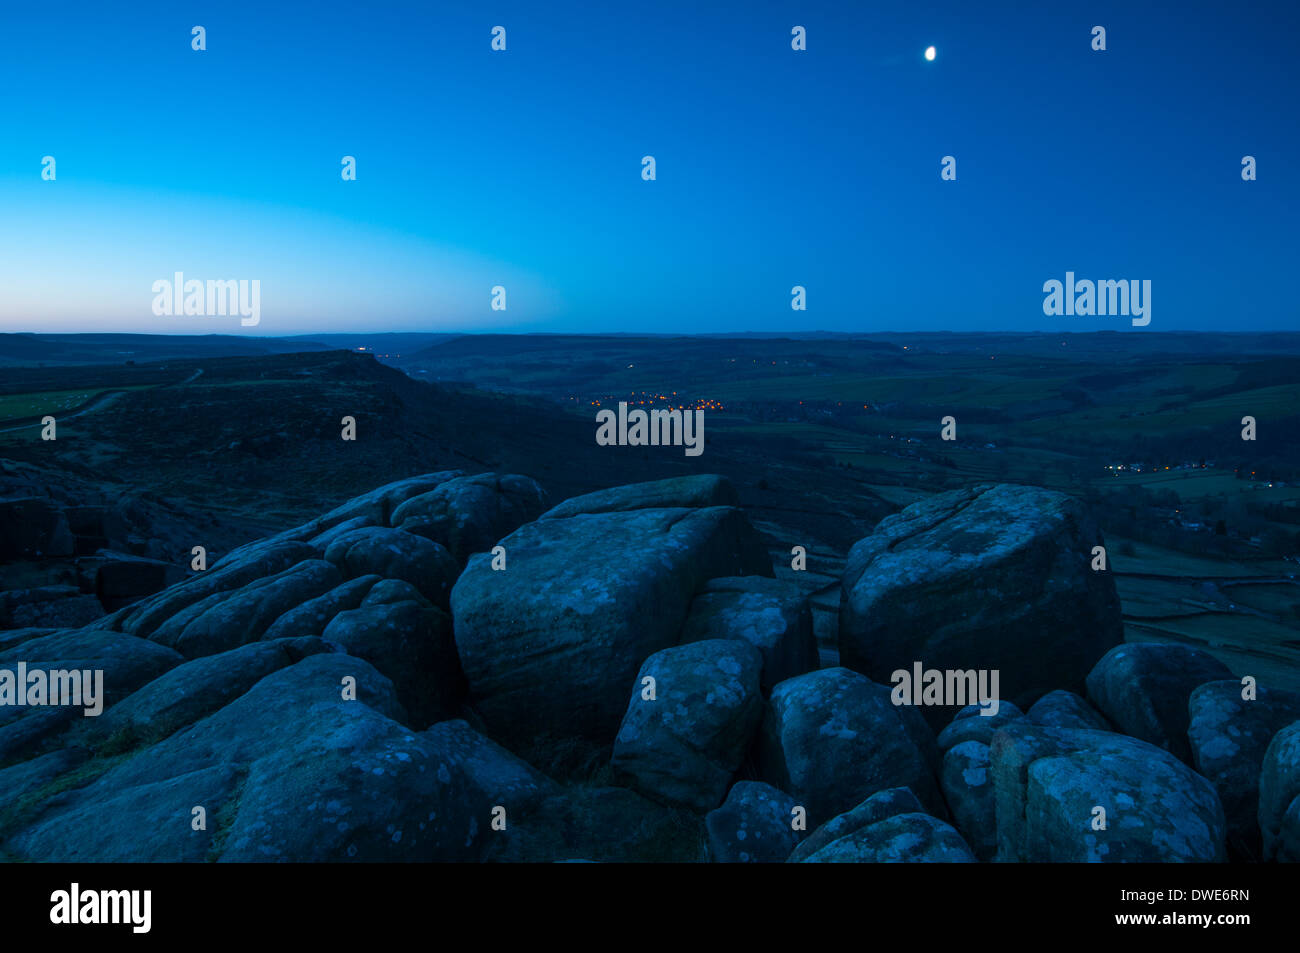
[0,333,331,367]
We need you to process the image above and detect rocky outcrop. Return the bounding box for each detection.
[539,474,738,520]
[989,722,1226,862]
[451,501,771,747]
[2,472,1281,866]
[321,581,462,727]
[391,473,549,563]
[323,528,458,610]
[1,655,533,862]
[611,639,764,811]
[0,629,183,763]
[756,667,942,825]
[1187,681,1300,860]
[677,576,817,692]
[705,781,802,863]
[786,786,927,862]
[78,637,334,751]
[1025,689,1111,731]
[937,701,1024,752]
[941,740,997,860]
[1257,720,1300,862]
[1085,643,1233,764]
[790,785,976,863]
[839,484,1123,726]
[150,559,343,658]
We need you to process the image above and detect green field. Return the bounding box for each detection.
[0,388,120,422]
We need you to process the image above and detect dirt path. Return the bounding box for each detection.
[0,367,204,434]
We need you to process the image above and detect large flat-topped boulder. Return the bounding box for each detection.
[451,504,772,747]
[840,484,1122,723]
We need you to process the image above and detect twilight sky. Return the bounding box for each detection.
[0,0,1296,334]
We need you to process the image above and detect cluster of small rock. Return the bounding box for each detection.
[1,473,1297,862]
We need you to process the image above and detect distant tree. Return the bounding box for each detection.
[1215,519,1227,536]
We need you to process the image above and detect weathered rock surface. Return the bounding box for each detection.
[323,527,458,610]
[1258,719,1300,862]
[937,701,1024,752]
[797,811,976,862]
[322,584,462,728]
[0,629,182,763]
[1025,689,1112,731]
[990,722,1226,862]
[678,576,818,692]
[1086,643,1233,764]
[481,785,706,863]
[1187,681,1300,859]
[705,781,802,863]
[151,559,343,658]
[611,639,764,811]
[787,786,926,863]
[260,575,380,641]
[840,484,1123,727]
[118,539,319,639]
[757,667,942,825]
[79,637,333,751]
[391,473,549,563]
[451,503,771,747]
[1,655,530,862]
[540,474,739,520]
[941,740,997,860]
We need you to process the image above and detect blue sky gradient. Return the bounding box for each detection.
[1,0,1296,334]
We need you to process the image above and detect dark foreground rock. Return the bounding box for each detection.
[1025,689,1112,731]
[1258,720,1300,862]
[539,474,738,520]
[839,484,1123,727]
[481,785,707,862]
[611,639,764,812]
[941,740,998,860]
[1187,681,1300,860]
[1,655,543,862]
[1085,643,1233,764]
[990,722,1227,862]
[797,811,975,862]
[678,576,818,692]
[0,629,183,763]
[705,781,802,863]
[756,667,942,825]
[451,501,771,749]
[787,786,927,863]
[390,472,549,564]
